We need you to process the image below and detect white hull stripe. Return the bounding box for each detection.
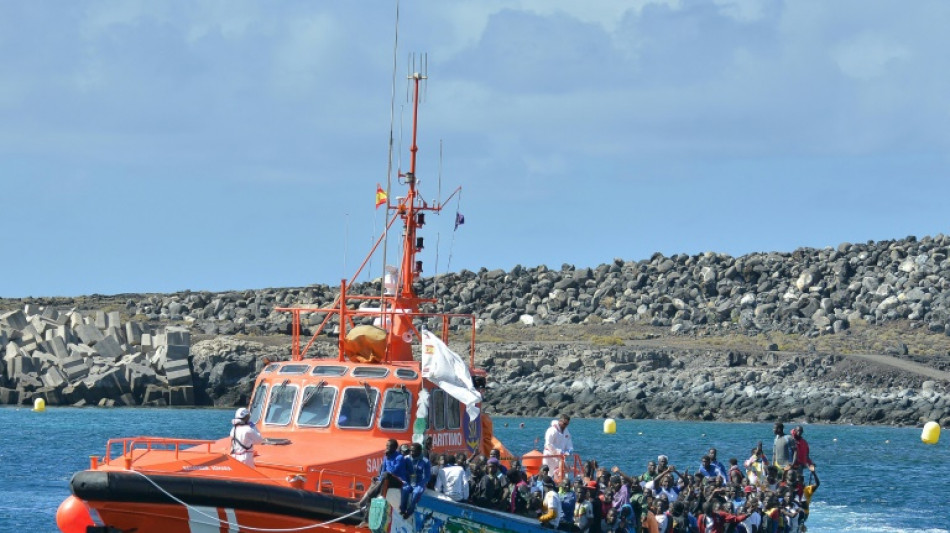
[225,508,239,532]
[186,505,220,533]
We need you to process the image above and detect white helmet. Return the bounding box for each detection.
[235,407,250,420]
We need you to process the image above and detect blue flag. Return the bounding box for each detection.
[454,212,465,230]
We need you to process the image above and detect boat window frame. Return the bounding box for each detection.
[336,385,381,430]
[430,389,446,431]
[263,382,299,427]
[279,364,311,375]
[395,368,418,380]
[378,387,412,432]
[352,367,390,379]
[248,382,267,424]
[312,365,348,377]
[296,382,339,428]
[446,395,461,430]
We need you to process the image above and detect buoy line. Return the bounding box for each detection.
[127,469,362,532]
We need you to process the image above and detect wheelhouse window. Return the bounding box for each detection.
[249,383,267,424]
[298,382,337,428]
[379,388,411,431]
[264,381,298,426]
[337,387,379,429]
[279,364,311,374]
[430,389,446,430]
[446,395,461,429]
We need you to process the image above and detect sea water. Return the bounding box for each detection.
[3,407,948,532]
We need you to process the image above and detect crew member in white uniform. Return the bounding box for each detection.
[543,414,573,476]
[230,407,263,467]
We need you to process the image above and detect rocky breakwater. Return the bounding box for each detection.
[0,306,284,407]
[476,343,950,427]
[421,234,950,337]
[28,234,950,340]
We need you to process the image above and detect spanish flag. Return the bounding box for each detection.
[375,184,387,209]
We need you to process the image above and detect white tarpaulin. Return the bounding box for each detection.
[420,330,481,421]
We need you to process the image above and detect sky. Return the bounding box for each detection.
[1,0,948,298]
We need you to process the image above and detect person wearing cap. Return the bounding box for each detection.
[538,476,563,529]
[474,458,505,510]
[543,414,574,474]
[229,407,263,467]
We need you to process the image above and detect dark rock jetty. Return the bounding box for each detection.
[2,234,949,426]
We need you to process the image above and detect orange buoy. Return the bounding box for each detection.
[521,449,544,477]
[56,496,95,533]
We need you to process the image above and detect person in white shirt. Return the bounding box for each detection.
[543,414,573,474]
[230,407,263,467]
[539,478,563,529]
[435,454,469,502]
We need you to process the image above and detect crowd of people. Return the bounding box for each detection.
[362,418,820,533]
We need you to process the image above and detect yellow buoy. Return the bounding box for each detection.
[33,397,46,412]
[604,418,616,434]
[921,421,941,445]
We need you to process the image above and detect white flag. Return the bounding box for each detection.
[421,330,481,420]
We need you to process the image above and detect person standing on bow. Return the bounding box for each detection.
[543,414,574,477]
[230,407,263,467]
[399,443,431,519]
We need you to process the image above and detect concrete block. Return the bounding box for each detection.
[68,311,83,329]
[107,311,121,330]
[23,304,41,317]
[33,352,58,370]
[62,382,88,404]
[165,359,193,387]
[43,366,68,388]
[16,388,33,405]
[97,398,115,407]
[95,311,107,329]
[71,398,87,407]
[68,343,96,357]
[30,316,48,336]
[19,333,39,353]
[41,307,60,322]
[94,335,123,361]
[54,325,74,344]
[10,355,37,380]
[0,387,19,405]
[50,336,69,359]
[117,392,136,406]
[0,310,28,330]
[34,386,63,406]
[165,327,190,346]
[125,322,143,346]
[5,340,23,360]
[18,374,42,390]
[21,324,39,339]
[154,333,166,346]
[168,385,194,405]
[141,333,153,348]
[76,324,104,346]
[106,325,126,344]
[165,344,189,362]
[61,355,91,382]
[143,384,168,404]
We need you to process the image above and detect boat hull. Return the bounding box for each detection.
[69,470,362,533]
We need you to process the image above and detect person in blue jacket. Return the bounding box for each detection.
[358,439,407,524]
[400,442,431,519]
